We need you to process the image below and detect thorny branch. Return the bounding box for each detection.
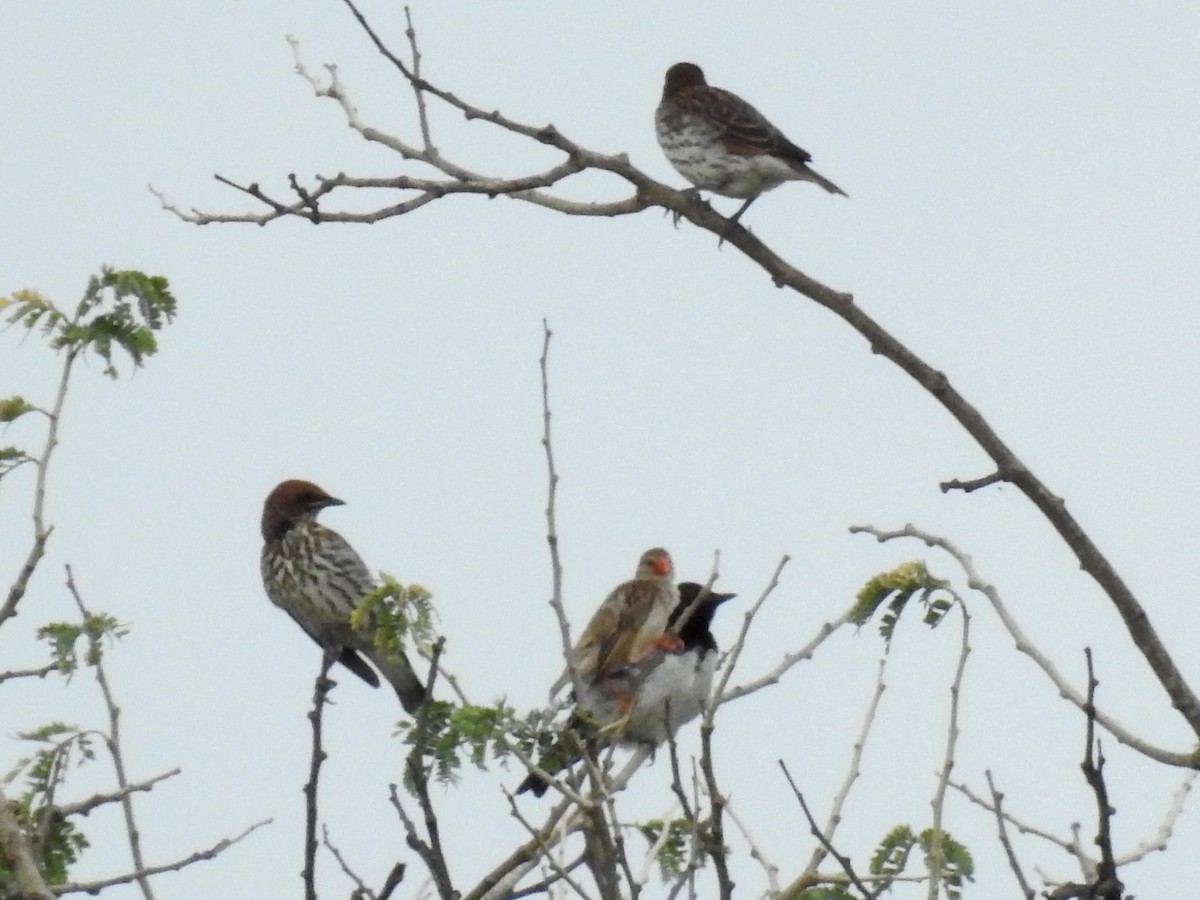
[154,3,1200,743]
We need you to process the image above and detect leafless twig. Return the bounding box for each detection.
[985,771,1036,899]
[302,649,337,900]
[850,522,1194,768]
[64,566,156,900]
[55,817,271,895]
[927,595,971,900]
[778,760,874,899]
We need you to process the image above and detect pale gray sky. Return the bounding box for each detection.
[3,3,1199,897]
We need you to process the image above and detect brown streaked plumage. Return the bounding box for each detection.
[655,62,846,222]
[549,547,679,697]
[259,479,426,713]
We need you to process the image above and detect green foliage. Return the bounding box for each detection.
[37,614,127,677]
[638,818,698,882]
[851,561,954,643]
[0,396,36,423]
[868,824,974,898]
[0,446,34,480]
[354,574,437,655]
[1,725,96,889]
[919,828,974,899]
[1,267,177,378]
[396,700,524,791]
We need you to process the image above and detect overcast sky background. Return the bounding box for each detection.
[3,3,1199,897]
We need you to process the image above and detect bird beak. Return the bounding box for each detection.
[650,557,671,576]
[315,496,345,510]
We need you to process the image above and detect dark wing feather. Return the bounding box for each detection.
[703,86,813,166]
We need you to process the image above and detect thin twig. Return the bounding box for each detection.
[985,771,1036,899]
[303,650,337,900]
[400,638,456,900]
[1079,649,1123,899]
[2,344,77,628]
[65,566,156,900]
[708,555,790,713]
[698,723,733,900]
[850,522,1195,768]
[322,824,377,900]
[778,760,874,899]
[0,661,60,683]
[55,818,272,895]
[57,769,181,818]
[797,655,888,886]
[538,319,576,703]
[927,595,971,900]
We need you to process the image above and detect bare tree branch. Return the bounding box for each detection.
[2,344,78,629]
[985,770,1037,900]
[303,649,337,900]
[927,595,971,900]
[778,760,875,899]
[54,817,271,896]
[56,769,181,818]
[64,565,155,900]
[153,5,1200,744]
[851,522,1197,768]
[0,661,60,684]
[792,655,889,891]
[1077,649,1124,899]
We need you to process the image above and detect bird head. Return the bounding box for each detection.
[662,62,706,99]
[261,479,345,542]
[636,547,674,580]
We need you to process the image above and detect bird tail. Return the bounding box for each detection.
[367,648,428,715]
[801,165,848,197]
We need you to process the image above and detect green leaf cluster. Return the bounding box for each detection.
[37,613,127,677]
[354,574,437,655]
[638,817,702,882]
[1,267,177,378]
[396,700,525,791]
[871,825,974,898]
[852,561,954,642]
[1,725,96,889]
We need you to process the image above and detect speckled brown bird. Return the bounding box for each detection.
[656,62,846,222]
[549,547,680,698]
[260,479,426,713]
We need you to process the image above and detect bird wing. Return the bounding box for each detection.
[704,86,814,166]
[589,580,670,679]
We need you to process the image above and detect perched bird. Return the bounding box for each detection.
[655,61,847,223]
[259,479,426,713]
[549,547,679,698]
[517,582,736,797]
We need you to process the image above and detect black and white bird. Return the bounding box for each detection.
[517,582,735,797]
